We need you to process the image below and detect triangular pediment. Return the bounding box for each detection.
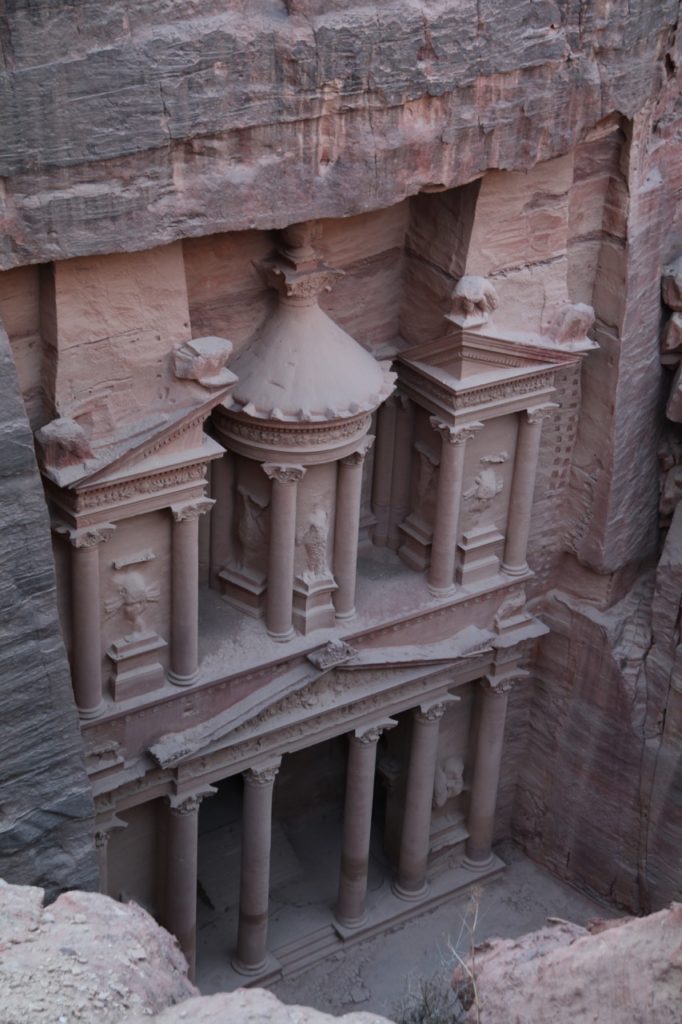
[148,627,494,769]
[39,389,230,491]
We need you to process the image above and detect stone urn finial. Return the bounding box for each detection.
[447,276,499,328]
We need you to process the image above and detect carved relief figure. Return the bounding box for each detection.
[463,468,504,511]
[413,443,439,523]
[297,507,330,580]
[237,488,268,569]
[105,571,160,639]
[433,755,465,808]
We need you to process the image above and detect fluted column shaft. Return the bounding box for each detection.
[427,420,482,596]
[334,437,374,619]
[61,523,115,718]
[336,720,395,927]
[169,499,214,684]
[234,761,281,974]
[165,789,214,981]
[465,679,513,867]
[263,465,305,640]
[502,404,556,576]
[393,701,449,899]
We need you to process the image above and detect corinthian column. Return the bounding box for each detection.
[233,760,281,975]
[169,498,215,685]
[262,464,305,640]
[464,675,518,868]
[427,420,482,597]
[333,436,374,620]
[58,523,115,718]
[164,787,215,981]
[502,403,557,576]
[335,719,396,929]
[393,697,458,899]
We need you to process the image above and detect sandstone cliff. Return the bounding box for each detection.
[0,326,97,896]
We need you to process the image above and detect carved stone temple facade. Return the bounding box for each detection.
[2,0,681,989]
[0,205,597,983]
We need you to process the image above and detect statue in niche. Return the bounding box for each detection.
[413,442,439,522]
[463,467,504,511]
[105,571,160,640]
[237,488,268,569]
[433,755,465,809]
[297,507,329,580]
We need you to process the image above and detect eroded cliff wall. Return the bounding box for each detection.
[0,0,679,268]
[0,325,97,896]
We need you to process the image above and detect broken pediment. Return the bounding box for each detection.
[398,330,580,421]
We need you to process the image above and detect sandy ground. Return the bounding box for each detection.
[268,839,616,1019]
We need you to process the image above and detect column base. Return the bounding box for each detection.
[501,562,529,577]
[266,626,295,642]
[78,701,105,720]
[334,607,356,621]
[427,582,456,599]
[391,879,429,902]
[333,908,368,932]
[462,852,495,871]
[231,954,267,977]
[167,668,200,687]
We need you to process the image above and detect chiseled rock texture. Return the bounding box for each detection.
[456,904,682,1024]
[0,0,679,269]
[0,325,97,897]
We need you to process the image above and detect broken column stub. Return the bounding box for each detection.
[212,221,395,638]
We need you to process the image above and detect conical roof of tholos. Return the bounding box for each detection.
[227,300,395,422]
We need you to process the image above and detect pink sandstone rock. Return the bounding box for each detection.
[126,990,392,1024]
[455,904,682,1024]
[0,880,196,1023]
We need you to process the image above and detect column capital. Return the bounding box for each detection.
[244,759,281,785]
[170,497,215,522]
[55,522,116,548]
[415,694,460,723]
[262,463,306,484]
[525,402,559,425]
[353,718,398,744]
[340,434,375,467]
[429,417,483,445]
[167,785,217,815]
[480,669,529,696]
